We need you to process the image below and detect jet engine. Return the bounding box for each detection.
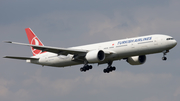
[85,50,105,63]
[127,55,146,65]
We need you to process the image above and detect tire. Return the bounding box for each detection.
[80,68,84,72]
[103,69,107,73]
[89,65,93,69]
[162,57,167,61]
[112,67,116,71]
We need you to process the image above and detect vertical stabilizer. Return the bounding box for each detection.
[25,28,45,56]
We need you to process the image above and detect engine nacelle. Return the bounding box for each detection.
[127,55,146,65]
[85,50,105,63]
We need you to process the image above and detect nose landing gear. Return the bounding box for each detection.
[162,50,169,61]
[162,57,167,61]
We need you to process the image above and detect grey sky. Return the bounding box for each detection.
[0,0,180,101]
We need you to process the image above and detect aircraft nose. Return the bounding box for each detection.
[172,39,177,47]
[174,39,177,46]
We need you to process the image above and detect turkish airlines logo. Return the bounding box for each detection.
[31,37,42,55]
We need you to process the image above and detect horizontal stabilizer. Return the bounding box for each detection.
[4,56,39,60]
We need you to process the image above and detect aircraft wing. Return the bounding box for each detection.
[5,41,89,56]
[4,56,39,60]
[5,41,114,57]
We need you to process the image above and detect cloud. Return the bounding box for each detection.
[174,86,180,97]
[19,69,173,96]
[0,69,177,101]
[22,69,80,96]
[87,12,141,39]
[0,84,9,97]
[1,0,180,101]
[0,78,30,101]
[142,96,169,101]
[86,71,172,89]
[0,78,13,97]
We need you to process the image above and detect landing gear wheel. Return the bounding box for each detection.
[80,67,84,72]
[113,67,116,71]
[103,69,107,73]
[103,66,116,73]
[162,50,169,61]
[89,65,93,69]
[162,57,167,61]
[80,65,93,72]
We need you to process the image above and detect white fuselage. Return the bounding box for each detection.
[28,34,177,67]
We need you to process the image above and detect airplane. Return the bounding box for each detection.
[4,28,177,73]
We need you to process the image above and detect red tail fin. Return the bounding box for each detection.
[25,28,45,56]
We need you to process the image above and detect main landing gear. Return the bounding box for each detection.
[80,61,93,72]
[162,50,169,61]
[80,65,93,72]
[80,61,116,73]
[103,62,116,73]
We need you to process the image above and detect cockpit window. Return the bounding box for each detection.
[167,38,174,40]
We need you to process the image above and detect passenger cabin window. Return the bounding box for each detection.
[166,38,174,40]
